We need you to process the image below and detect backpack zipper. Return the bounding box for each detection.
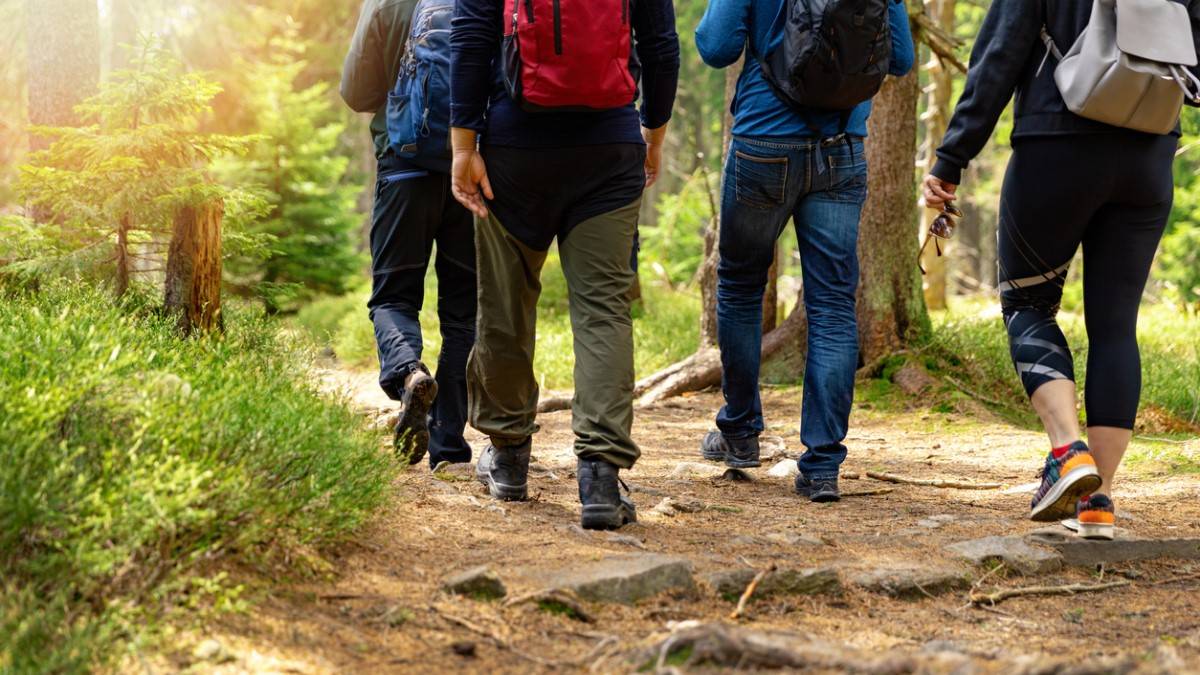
[553,0,563,55]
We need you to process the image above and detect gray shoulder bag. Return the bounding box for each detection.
[1039,0,1200,135]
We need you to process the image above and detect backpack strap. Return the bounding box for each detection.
[1036,26,1063,77]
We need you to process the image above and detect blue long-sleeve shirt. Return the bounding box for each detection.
[450,0,681,148]
[696,0,915,139]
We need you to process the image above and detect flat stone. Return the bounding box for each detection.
[526,554,694,605]
[1026,532,1200,566]
[669,462,727,479]
[719,468,755,483]
[917,514,957,529]
[703,566,842,602]
[946,536,1063,575]
[606,533,647,550]
[850,565,970,599]
[651,496,704,515]
[767,459,799,479]
[441,565,507,600]
[192,639,233,664]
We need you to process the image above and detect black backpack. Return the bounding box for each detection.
[759,0,893,113]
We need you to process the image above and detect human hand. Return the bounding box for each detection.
[921,174,959,209]
[450,128,493,218]
[642,125,668,189]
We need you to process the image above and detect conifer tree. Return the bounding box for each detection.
[221,39,363,313]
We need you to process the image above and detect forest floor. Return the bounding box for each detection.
[173,366,1200,674]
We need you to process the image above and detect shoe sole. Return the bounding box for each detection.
[396,377,438,466]
[581,504,637,531]
[725,457,761,469]
[1077,522,1115,540]
[701,449,726,462]
[795,485,841,503]
[477,472,528,502]
[1030,466,1102,522]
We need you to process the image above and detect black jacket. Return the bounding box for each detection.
[933,0,1200,184]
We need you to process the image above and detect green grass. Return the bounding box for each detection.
[927,299,1200,430]
[0,285,393,672]
[296,248,702,391]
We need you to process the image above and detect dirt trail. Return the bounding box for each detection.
[188,370,1200,674]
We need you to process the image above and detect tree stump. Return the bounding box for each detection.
[164,201,224,335]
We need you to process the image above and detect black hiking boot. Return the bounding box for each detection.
[795,475,840,503]
[475,440,530,502]
[577,458,637,531]
[700,431,761,469]
[395,366,437,466]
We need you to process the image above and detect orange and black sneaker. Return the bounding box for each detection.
[1062,494,1116,540]
[1030,441,1102,522]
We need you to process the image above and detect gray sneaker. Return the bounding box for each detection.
[795,475,840,503]
[475,440,530,502]
[577,458,637,530]
[700,431,761,469]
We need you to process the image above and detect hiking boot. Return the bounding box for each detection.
[795,475,840,503]
[395,366,438,466]
[700,431,761,469]
[1062,494,1116,540]
[577,458,637,531]
[475,440,530,502]
[1030,441,1102,522]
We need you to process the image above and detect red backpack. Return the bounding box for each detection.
[502,0,637,112]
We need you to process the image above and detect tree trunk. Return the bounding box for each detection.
[108,0,137,74]
[698,63,742,348]
[165,201,225,336]
[115,213,131,296]
[918,0,955,310]
[858,71,930,365]
[24,0,100,150]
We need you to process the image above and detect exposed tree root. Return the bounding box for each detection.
[969,580,1131,606]
[641,623,917,674]
[866,471,1002,490]
[504,589,594,623]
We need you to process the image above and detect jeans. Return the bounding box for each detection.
[715,135,867,480]
[369,153,477,466]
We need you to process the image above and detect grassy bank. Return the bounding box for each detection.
[0,286,393,672]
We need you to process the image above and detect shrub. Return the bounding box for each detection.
[0,285,393,671]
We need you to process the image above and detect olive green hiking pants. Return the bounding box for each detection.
[467,199,642,468]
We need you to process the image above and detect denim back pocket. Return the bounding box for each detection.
[735,151,788,210]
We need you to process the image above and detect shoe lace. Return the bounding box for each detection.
[618,477,631,494]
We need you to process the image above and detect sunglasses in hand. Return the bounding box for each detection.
[918,203,963,275]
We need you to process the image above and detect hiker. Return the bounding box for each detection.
[923,0,1200,539]
[341,0,477,470]
[694,0,915,502]
[450,0,680,530]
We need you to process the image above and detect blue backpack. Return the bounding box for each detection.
[387,0,452,173]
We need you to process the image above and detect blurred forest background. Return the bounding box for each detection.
[1,1,1198,670]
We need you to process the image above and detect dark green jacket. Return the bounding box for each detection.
[341,0,416,159]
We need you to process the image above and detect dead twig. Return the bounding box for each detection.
[841,487,895,498]
[969,580,1131,606]
[504,589,595,623]
[866,471,1001,490]
[1152,572,1200,586]
[431,605,566,667]
[730,563,777,620]
[944,374,1011,409]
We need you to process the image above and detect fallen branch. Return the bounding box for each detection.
[866,471,1001,490]
[730,563,777,620]
[840,487,895,498]
[504,589,594,623]
[537,395,572,413]
[969,580,1131,606]
[943,374,1010,409]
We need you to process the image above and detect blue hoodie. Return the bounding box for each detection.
[696,0,915,139]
